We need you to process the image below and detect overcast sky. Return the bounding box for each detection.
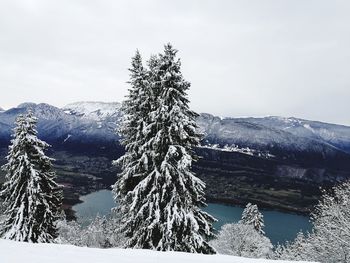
[0,0,349,125]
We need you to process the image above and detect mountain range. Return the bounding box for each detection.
[1,101,350,213]
[0,102,122,146]
[1,101,350,158]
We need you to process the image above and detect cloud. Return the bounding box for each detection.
[0,0,349,125]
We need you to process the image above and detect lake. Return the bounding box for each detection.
[73,190,312,245]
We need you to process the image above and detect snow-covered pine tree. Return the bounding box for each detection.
[112,50,155,242]
[240,203,265,235]
[0,111,62,242]
[113,50,152,198]
[114,44,216,253]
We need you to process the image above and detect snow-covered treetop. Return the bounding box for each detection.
[240,203,265,235]
[9,110,48,149]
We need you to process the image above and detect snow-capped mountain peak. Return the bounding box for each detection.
[1,101,350,158]
[17,102,38,109]
[16,102,72,120]
[63,101,122,121]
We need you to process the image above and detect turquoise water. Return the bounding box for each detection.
[202,203,312,245]
[73,190,312,245]
[73,190,116,224]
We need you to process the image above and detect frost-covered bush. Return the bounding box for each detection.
[56,219,84,246]
[82,216,112,248]
[275,180,350,263]
[211,223,272,258]
[57,215,125,248]
[274,232,314,261]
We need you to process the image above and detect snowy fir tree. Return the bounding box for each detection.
[0,111,62,242]
[113,50,152,198]
[240,203,265,235]
[113,44,216,253]
[112,50,155,244]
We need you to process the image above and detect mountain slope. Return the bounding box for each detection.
[63,101,122,122]
[1,101,350,173]
[1,102,350,158]
[197,114,350,168]
[1,102,350,213]
[242,116,350,153]
[0,102,120,147]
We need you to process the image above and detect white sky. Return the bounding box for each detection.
[0,0,349,125]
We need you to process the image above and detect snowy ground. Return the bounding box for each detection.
[0,239,314,263]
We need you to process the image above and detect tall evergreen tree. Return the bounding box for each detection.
[114,50,152,197]
[112,50,156,238]
[114,44,215,253]
[240,203,265,235]
[0,111,62,242]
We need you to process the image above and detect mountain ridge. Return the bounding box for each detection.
[1,101,350,213]
[0,101,349,157]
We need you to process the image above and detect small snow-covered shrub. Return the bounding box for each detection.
[211,223,272,258]
[57,215,125,248]
[56,219,84,246]
[274,232,314,261]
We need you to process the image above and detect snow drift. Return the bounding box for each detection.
[0,239,314,263]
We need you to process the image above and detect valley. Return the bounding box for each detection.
[1,101,350,218]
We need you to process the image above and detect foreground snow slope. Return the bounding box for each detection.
[0,239,313,263]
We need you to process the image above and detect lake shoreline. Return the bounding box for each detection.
[65,186,312,221]
[206,197,312,216]
[66,187,311,220]
[71,189,312,245]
